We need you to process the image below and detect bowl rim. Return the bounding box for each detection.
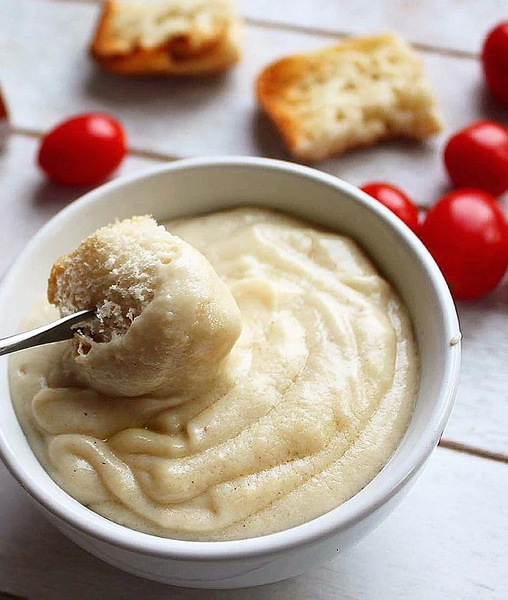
[0,156,461,561]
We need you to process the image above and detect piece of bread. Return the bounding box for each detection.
[48,216,175,339]
[90,0,242,76]
[48,216,241,398]
[256,33,443,162]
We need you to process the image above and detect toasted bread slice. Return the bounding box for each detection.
[256,33,443,162]
[90,0,242,76]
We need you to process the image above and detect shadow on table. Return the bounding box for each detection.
[31,180,96,212]
[249,109,449,208]
[250,109,293,161]
[83,67,232,114]
[473,82,508,125]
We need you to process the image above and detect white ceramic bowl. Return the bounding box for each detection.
[0,157,461,589]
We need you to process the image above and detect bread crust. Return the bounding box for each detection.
[90,1,242,76]
[256,33,443,162]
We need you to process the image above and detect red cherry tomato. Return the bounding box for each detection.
[444,120,508,196]
[360,182,419,233]
[38,113,127,186]
[482,21,508,105]
[420,189,508,300]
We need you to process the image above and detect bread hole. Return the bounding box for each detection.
[343,80,357,91]
[299,84,311,94]
[154,14,166,26]
[335,109,347,121]
[73,322,109,353]
[371,73,381,81]
[353,60,367,74]
[168,34,218,61]
[75,338,92,356]
[167,34,197,60]
[154,10,177,26]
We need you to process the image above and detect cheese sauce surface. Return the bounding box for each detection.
[9,207,418,540]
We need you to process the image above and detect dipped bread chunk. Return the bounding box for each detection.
[90,0,242,75]
[48,216,242,397]
[256,33,443,162]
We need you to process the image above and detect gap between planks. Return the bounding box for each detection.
[12,127,181,163]
[29,0,479,61]
[439,439,508,465]
[244,18,478,61]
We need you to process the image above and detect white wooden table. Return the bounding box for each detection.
[1,1,507,598]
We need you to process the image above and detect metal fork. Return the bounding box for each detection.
[0,310,96,357]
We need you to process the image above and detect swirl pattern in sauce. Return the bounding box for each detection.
[9,207,418,540]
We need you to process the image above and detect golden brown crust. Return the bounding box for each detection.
[47,258,64,307]
[256,55,309,156]
[90,1,242,76]
[256,33,443,162]
[89,0,114,58]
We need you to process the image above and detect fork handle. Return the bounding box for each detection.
[0,310,95,357]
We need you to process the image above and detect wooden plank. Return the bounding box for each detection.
[0,448,506,599]
[239,0,505,57]
[1,0,507,208]
[0,1,506,597]
[30,0,506,56]
[444,289,508,456]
